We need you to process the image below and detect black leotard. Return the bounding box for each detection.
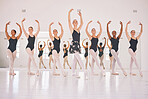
[84,47,88,57]
[38,50,43,57]
[109,50,112,57]
[90,37,98,52]
[63,48,68,58]
[8,38,18,53]
[110,37,119,52]
[53,37,60,53]
[129,38,138,52]
[48,47,53,57]
[98,46,104,57]
[26,35,35,51]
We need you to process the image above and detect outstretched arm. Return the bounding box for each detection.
[85,21,92,40]
[38,41,41,50]
[107,21,112,39]
[103,37,106,47]
[107,39,111,49]
[118,21,123,39]
[58,22,64,39]
[125,21,131,41]
[78,11,83,31]
[47,39,50,48]
[5,21,10,40]
[137,22,143,40]
[16,23,22,40]
[21,18,29,38]
[82,39,86,48]
[96,21,102,39]
[34,20,40,38]
[49,22,54,41]
[66,41,70,49]
[43,41,46,49]
[68,9,74,33]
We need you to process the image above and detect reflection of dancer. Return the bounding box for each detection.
[98,37,106,69]
[22,18,40,76]
[85,20,105,76]
[107,21,127,76]
[82,39,89,69]
[49,22,66,77]
[5,21,22,76]
[125,21,143,77]
[107,39,113,70]
[38,41,46,69]
[63,41,71,69]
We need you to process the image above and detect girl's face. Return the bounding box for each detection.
[72,19,78,27]
[112,30,116,36]
[131,30,135,37]
[11,30,16,36]
[53,29,58,36]
[28,27,33,34]
[91,28,96,35]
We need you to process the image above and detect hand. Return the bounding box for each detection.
[88,20,92,24]
[58,22,62,26]
[78,11,82,16]
[69,9,74,13]
[104,37,106,39]
[35,20,39,24]
[97,21,101,24]
[16,23,20,26]
[49,22,54,26]
[107,21,111,25]
[22,18,25,23]
[139,22,142,26]
[6,21,10,25]
[39,41,41,43]
[120,21,123,25]
[127,21,131,24]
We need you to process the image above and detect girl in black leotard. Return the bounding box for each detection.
[68,9,87,79]
[5,21,22,76]
[38,41,46,69]
[107,39,113,70]
[125,21,143,77]
[82,38,89,69]
[63,41,71,69]
[21,18,40,76]
[107,21,127,76]
[49,22,66,77]
[98,37,106,69]
[85,20,105,76]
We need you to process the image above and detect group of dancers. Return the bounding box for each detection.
[5,9,143,78]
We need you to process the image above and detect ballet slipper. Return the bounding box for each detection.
[130,73,136,76]
[62,72,67,77]
[36,71,40,76]
[53,73,60,76]
[28,72,35,75]
[44,66,47,69]
[140,72,143,77]
[56,66,58,69]
[123,71,127,76]
[69,66,71,69]
[111,72,119,75]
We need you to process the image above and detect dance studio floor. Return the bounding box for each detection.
[0,68,148,99]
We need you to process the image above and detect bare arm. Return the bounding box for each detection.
[137,22,143,40]
[103,37,106,47]
[5,21,10,40]
[49,22,54,41]
[68,9,74,33]
[82,39,86,48]
[118,21,123,39]
[58,22,64,39]
[107,21,112,39]
[21,18,29,38]
[42,41,46,49]
[125,21,131,41]
[107,39,111,49]
[47,39,50,48]
[85,21,92,40]
[66,41,70,49]
[16,23,22,40]
[97,21,102,39]
[78,11,83,31]
[34,20,40,38]
[38,41,41,50]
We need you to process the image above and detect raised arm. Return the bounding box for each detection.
[107,21,112,39]
[103,37,106,48]
[68,9,74,33]
[49,22,54,41]
[125,21,131,41]
[38,41,41,50]
[78,11,83,31]
[58,22,64,39]
[96,21,102,39]
[34,20,40,38]
[118,21,123,39]
[107,39,111,49]
[16,23,22,40]
[85,21,92,40]
[47,39,50,48]
[66,41,70,49]
[21,18,29,38]
[82,39,86,48]
[136,22,143,40]
[5,21,10,40]
[42,41,46,49]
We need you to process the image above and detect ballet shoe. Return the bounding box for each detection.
[53,73,60,76]
[111,72,119,75]
[44,66,47,69]
[140,72,143,77]
[69,67,71,69]
[62,72,67,77]
[72,74,80,78]
[123,72,127,76]
[130,73,136,76]
[36,71,40,76]
[28,72,35,75]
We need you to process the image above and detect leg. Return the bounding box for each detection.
[63,57,66,69]
[49,55,52,69]
[72,54,77,75]
[85,56,88,69]
[39,57,42,69]
[109,56,113,70]
[12,51,17,75]
[99,55,105,69]
[129,57,136,76]
[65,56,71,69]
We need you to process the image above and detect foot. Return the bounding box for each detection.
[91,72,99,76]
[56,67,58,69]
[72,74,80,78]
[44,66,47,69]
[53,73,60,76]
[63,72,67,77]
[36,71,39,76]
[111,72,119,75]
[130,73,136,76]
[9,73,15,76]
[140,72,143,77]
[123,71,127,76]
[28,72,35,75]
[69,67,71,69]
[103,66,105,70]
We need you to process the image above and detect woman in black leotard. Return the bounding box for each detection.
[49,22,66,77]
[107,21,127,76]
[21,18,40,76]
[63,41,71,69]
[68,9,87,79]
[82,38,89,69]
[107,39,113,70]
[85,20,105,76]
[5,21,22,76]
[38,41,46,69]
[98,37,106,69]
[125,21,143,77]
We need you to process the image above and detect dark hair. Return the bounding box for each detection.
[64,44,67,47]
[12,29,16,34]
[40,45,42,48]
[100,42,102,46]
[131,30,135,33]
[29,26,33,30]
[86,42,88,45]
[49,42,52,46]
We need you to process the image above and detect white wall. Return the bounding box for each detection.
[0,0,147,70]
